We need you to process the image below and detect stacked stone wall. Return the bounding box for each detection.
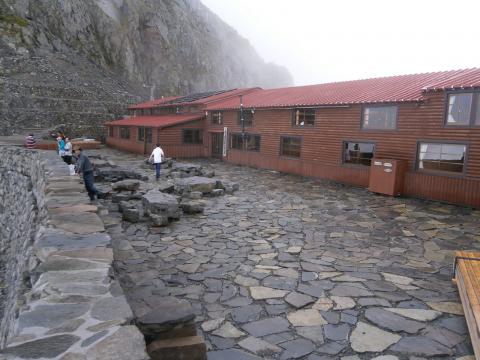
[0,147,47,346]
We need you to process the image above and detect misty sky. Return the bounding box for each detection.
[201,0,480,86]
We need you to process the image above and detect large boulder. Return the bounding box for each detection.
[112,179,141,192]
[142,190,180,219]
[174,177,218,194]
[171,163,204,177]
[96,167,148,182]
[180,200,206,214]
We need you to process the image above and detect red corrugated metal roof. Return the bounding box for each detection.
[128,96,181,110]
[207,68,480,110]
[105,114,205,128]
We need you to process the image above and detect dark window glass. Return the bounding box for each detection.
[109,126,114,137]
[211,111,223,125]
[146,128,152,144]
[137,127,144,141]
[231,133,261,151]
[362,106,397,129]
[343,142,375,166]
[418,143,466,173]
[120,127,130,139]
[280,137,301,158]
[237,111,253,127]
[231,134,243,150]
[293,109,315,126]
[245,134,261,151]
[475,96,480,125]
[183,129,203,144]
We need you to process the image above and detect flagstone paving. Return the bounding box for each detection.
[97,151,480,359]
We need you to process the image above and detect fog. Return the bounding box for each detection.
[201,0,480,86]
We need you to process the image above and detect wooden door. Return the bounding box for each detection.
[211,133,223,159]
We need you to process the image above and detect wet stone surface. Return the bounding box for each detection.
[94,149,479,359]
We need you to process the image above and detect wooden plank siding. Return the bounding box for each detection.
[209,91,480,207]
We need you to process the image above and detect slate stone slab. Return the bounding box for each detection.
[91,296,133,322]
[364,308,424,334]
[18,304,90,331]
[323,324,350,341]
[231,305,263,323]
[330,284,373,297]
[50,212,105,234]
[279,338,315,359]
[242,317,290,337]
[208,349,261,360]
[85,326,149,359]
[390,336,453,356]
[1,334,80,358]
[37,229,111,250]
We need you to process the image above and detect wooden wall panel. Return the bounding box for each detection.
[210,92,480,207]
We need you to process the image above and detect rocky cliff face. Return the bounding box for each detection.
[0,0,293,137]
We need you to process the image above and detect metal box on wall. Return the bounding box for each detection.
[368,159,408,196]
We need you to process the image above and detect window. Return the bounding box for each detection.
[231,134,243,150]
[417,142,466,174]
[138,127,144,141]
[280,136,301,158]
[237,110,253,127]
[362,106,397,130]
[183,129,203,144]
[231,133,261,151]
[343,142,375,166]
[108,126,114,137]
[146,128,152,144]
[292,109,315,126]
[446,92,480,126]
[211,111,223,125]
[120,127,130,139]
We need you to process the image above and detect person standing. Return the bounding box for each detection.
[63,137,73,164]
[25,133,36,149]
[149,144,164,179]
[57,136,65,159]
[74,148,99,201]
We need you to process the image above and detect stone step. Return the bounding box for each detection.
[147,336,206,360]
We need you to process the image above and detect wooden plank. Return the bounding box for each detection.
[454,251,480,358]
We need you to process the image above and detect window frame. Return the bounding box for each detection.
[182,129,203,145]
[444,90,480,128]
[415,140,468,177]
[342,140,376,167]
[237,110,254,127]
[361,104,398,131]
[108,126,114,138]
[211,111,223,125]
[120,126,130,139]
[230,133,261,152]
[279,136,302,159]
[137,127,145,142]
[292,108,316,127]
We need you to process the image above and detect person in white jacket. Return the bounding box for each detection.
[149,144,164,179]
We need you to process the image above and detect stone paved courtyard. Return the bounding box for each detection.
[96,149,479,359]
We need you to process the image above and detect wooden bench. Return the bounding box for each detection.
[453,250,480,358]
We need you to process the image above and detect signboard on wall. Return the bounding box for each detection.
[222,127,228,157]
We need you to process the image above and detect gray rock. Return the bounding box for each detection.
[323,324,350,341]
[136,297,195,336]
[174,176,218,194]
[150,214,169,226]
[285,292,315,308]
[364,308,425,334]
[123,208,140,222]
[242,317,291,337]
[180,200,206,214]
[37,229,111,250]
[1,335,80,358]
[279,338,315,359]
[91,296,133,322]
[112,179,141,192]
[142,190,180,219]
[212,188,225,196]
[296,326,324,344]
[208,349,261,360]
[330,284,373,297]
[231,305,263,323]
[390,336,453,356]
[85,326,149,359]
[18,304,90,331]
[81,330,109,347]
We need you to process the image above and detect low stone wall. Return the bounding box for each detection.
[0,147,148,359]
[0,147,47,346]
